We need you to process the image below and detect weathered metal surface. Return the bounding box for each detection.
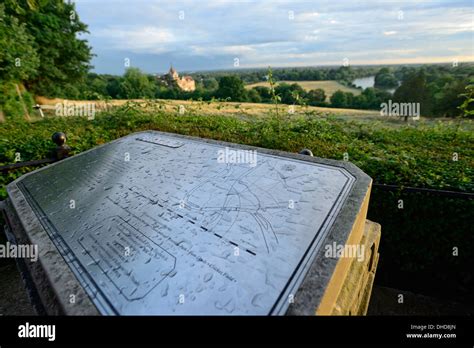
[11,131,357,315]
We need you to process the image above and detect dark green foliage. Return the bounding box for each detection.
[119,68,156,99]
[306,88,326,106]
[434,80,468,117]
[394,71,432,115]
[0,83,34,120]
[0,4,39,83]
[253,86,272,102]
[0,4,39,119]
[246,88,261,103]
[216,76,247,101]
[4,0,93,97]
[1,107,472,196]
[374,67,399,88]
[368,188,473,303]
[0,0,92,118]
[201,77,218,90]
[458,84,474,118]
[274,83,306,104]
[191,65,371,84]
[330,90,349,108]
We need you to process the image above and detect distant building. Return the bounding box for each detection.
[160,65,196,92]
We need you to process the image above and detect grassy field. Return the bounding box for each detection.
[33,97,468,127]
[245,80,361,100]
[35,96,379,119]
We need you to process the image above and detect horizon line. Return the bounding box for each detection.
[92,60,474,76]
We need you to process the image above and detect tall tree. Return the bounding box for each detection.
[0,4,39,84]
[216,76,246,101]
[306,88,326,106]
[0,4,39,119]
[253,86,271,102]
[274,83,305,104]
[246,88,262,103]
[119,68,156,99]
[374,68,398,89]
[330,90,346,107]
[394,71,432,116]
[4,0,93,97]
[436,80,468,117]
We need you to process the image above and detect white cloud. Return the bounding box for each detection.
[75,0,474,73]
[296,11,320,22]
[191,44,257,56]
[304,35,319,41]
[95,26,175,52]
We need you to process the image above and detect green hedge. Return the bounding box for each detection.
[1,106,472,197]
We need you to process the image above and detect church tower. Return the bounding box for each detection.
[168,64,179,80]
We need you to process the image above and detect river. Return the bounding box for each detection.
[352,76,397,94]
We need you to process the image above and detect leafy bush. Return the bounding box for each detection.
[1,107,472,196]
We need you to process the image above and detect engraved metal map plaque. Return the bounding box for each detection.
[13,131,356,315]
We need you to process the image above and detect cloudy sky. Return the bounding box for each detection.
[74,0,474,74]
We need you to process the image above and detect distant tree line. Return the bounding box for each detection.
[70,64,473,117]
[65,70,335,107]
[393,66,473,117]
[190,65,377,84]
[0,1,471,119]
